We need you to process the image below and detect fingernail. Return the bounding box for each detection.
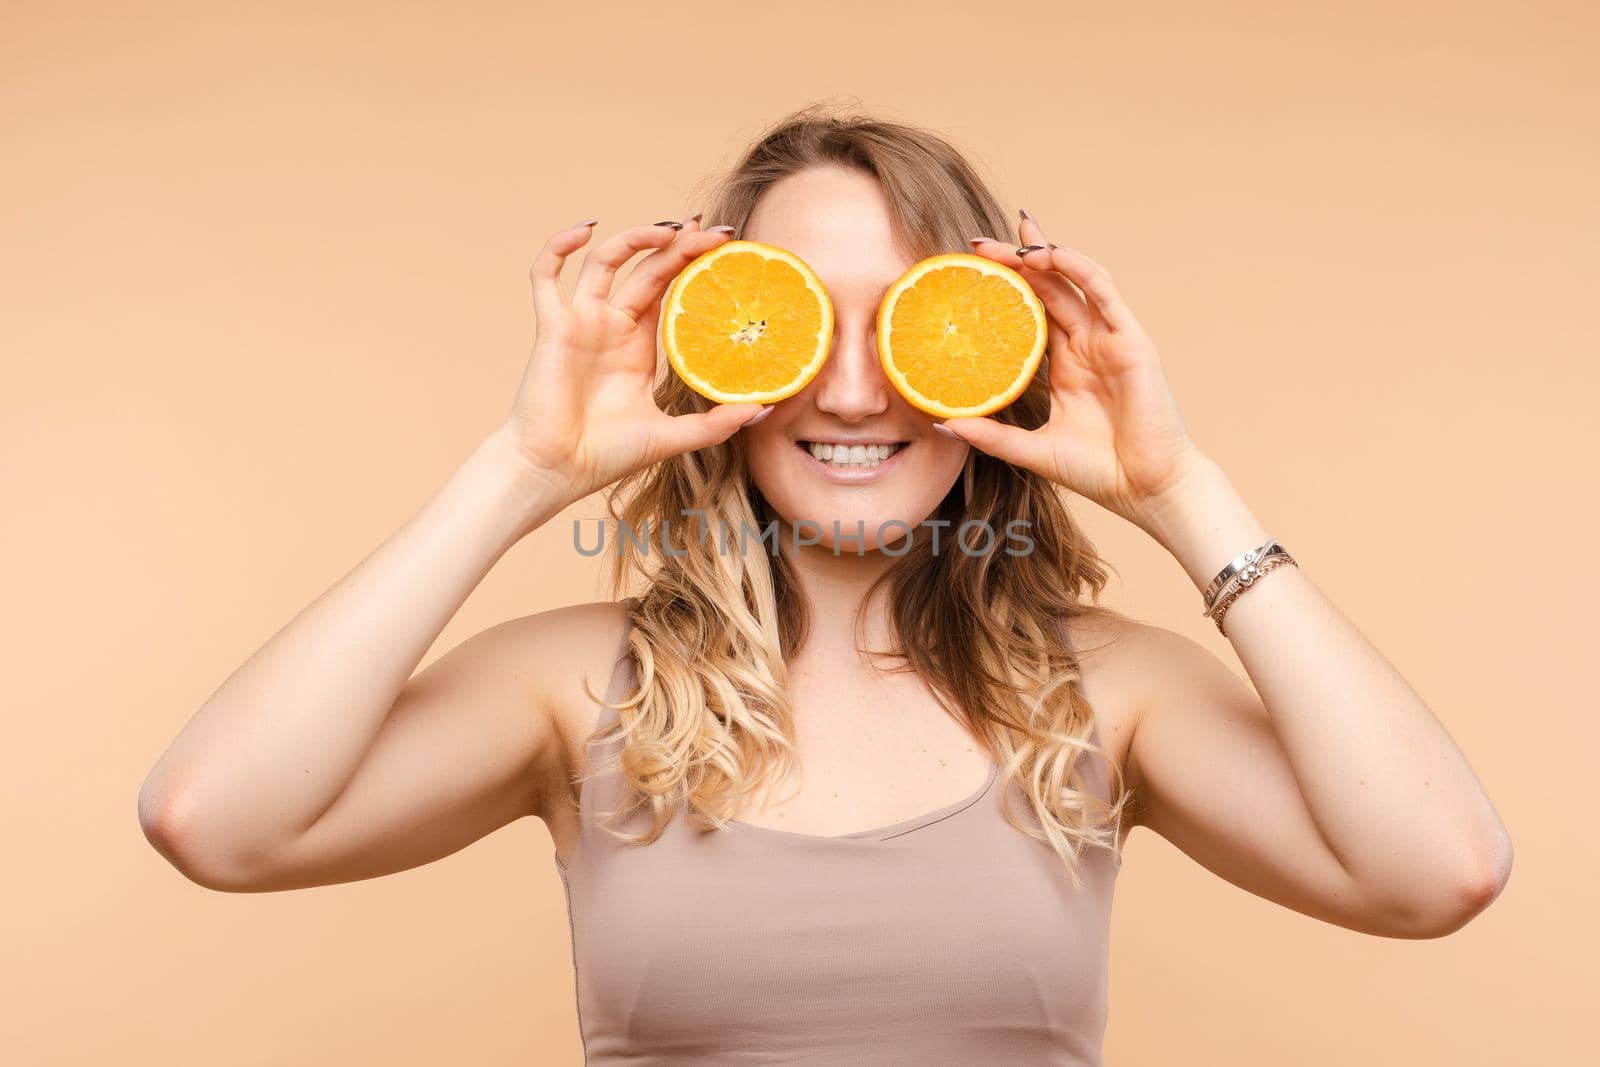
[654,219,684,229]
[685,211,703,224]
[932,422,960,438]
[968,236,998,247]
[573,218,598,228]
[1015,244,1047,255]
[708,225,736,234]
[1047,242,1059,250]
[743,405,774,426]
[1019,208,1036,223]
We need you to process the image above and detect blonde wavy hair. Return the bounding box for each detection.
[580,101,1133,884]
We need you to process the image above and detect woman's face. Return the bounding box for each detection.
[739,165,969,552]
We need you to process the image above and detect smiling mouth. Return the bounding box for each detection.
[796,440,909,470]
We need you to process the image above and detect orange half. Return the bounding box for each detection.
[876,253,1047,418]
[660,240,834,405]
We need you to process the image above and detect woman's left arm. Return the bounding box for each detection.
[1113,456,1512,938]
[953,213,1513,938]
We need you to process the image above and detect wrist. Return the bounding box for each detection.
[1129,449,1222,535]
[1133,455,1272,592]
[458,422,580,544]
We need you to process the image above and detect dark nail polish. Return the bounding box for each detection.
[685,211,703,223]
[708,225,736,234]
[968,236,997,246]
[654,220,684,229]
[573,218,599,228]
[1016,244,1047,255]
[1047,242,1059,250]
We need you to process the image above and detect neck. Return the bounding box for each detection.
[779,534,900,656]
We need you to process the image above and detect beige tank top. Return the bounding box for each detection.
[553,614,1121,1064]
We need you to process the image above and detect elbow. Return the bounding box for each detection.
[1381,827,1514,939]
[137,780,266,893]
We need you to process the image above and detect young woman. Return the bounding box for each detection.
[139,107,1513,1064]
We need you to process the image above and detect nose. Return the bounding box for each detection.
[812,318,890,422]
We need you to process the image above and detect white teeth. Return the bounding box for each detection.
[805,442,902,468]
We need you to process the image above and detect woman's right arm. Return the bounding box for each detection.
[137,215,758,891]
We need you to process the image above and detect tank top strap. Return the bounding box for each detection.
[575,604,641,829]
[1075,719,1115,808]
[596,606,638,722]
[1055,612,1116,808]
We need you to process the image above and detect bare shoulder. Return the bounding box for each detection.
[466,598,633,820]
[1064,610,1243,795]
[1061,611,1184,784]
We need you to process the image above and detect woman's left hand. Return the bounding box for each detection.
[944,211,1209,530]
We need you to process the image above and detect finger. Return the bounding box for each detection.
[613,221,738,321]
[530,218,598,319]
[618,212,702,325]
[1042,245,1142,334]
[652,403,771,458]
[573,219,691,304]
[965,234,1014,261]
[1017,206,1047,249]
[1018,209,1108,329]
[936,416,1054,477]
[965,233,1052,280]
[1009,208,1053,275]
[966,233,1101,337]
[1018,259,1101,337]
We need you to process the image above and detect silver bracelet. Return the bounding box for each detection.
[1201,538,1297,635]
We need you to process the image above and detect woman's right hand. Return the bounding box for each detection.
[501,215,767,504]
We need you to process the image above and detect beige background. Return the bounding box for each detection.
[4,1,1595,1063]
